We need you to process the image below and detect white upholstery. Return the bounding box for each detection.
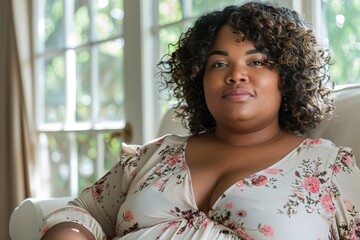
[306,84,360,162]
[9,84,360,239]
[9,197,72,240]
[157,108,190,137]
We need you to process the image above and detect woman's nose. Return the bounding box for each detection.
[226,65,249,84]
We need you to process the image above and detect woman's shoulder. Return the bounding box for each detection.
[121,134,190,156]
[302,137,353,152]
[301,137,355,164]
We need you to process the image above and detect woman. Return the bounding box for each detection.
[41,2,360,239]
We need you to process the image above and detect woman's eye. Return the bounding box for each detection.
[212,62,227,68]
[250,60,264,66]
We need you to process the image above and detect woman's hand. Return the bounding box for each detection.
[42,222,95,240]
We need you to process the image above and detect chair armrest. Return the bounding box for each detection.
[9,197,72,240]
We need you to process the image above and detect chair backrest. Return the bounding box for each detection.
[157,108,190,137]
[158,84,360,166]
[306,84,360,165]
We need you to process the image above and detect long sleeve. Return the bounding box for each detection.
[39,143,141,240]
[331,146,360,239]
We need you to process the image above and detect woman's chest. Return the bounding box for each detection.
[185,144,295,212]
[118,159,334,239]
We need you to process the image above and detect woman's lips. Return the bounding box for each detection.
[222,88,254,101]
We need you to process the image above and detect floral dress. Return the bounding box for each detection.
[40,134,360,240]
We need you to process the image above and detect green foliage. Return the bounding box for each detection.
[325,0,360,85]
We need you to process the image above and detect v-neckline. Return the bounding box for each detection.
[181,137,309,214]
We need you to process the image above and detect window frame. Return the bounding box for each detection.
[32,0,131,197]
[31,0,357,197]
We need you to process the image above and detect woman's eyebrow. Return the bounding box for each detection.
[208,50,228,57]
[208,49,266,57]
[245,49,266,55]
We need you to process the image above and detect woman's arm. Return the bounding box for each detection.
[39,142,146,239]
[42,222,95,240]
[331,147,360,239]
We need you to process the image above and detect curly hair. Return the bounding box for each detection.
[158,1,334,135]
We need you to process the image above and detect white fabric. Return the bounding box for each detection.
[307,84,360,165]
[38,135,360,239]
[9,197,72,240]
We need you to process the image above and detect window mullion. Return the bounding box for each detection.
[64,0,78,196]
[181,0,193,29]
[90,47,99,127]
[181,0,193,18]
[69,132,79,196]
[64,0,76,127]
[97,133,105,179]
[65,50,77,127]
[88,0,99,127]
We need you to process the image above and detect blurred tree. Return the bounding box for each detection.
[325,0,360,85]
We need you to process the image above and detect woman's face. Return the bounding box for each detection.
[203,25,282,132]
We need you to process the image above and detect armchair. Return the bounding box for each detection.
[9,85,360,240]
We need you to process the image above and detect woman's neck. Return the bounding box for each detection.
[213,126,285,147]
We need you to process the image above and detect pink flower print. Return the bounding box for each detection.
[304,138,322,146]
[130,171,137,178]
[154,180,163,187]
[236,180,244,187]
[341,155,351,167]
[303,177,320,193]
[265,168,282,175]
[180,160,187,169]
[226,202,233,209]
[260,224,274,237]
[92,184,104,201]
[123,210,134,222]
[167,158,177,166]
[162,221,178,232]
[167,153,180,166]
[321,195,335,214]
[155,167,163,174]
[237,210,247,218]
[236,229,255,240]
[251,175,268,186]
[353,218,360,238]
[332,165,340,175]
[343,199,354,212]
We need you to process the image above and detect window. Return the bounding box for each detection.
[32,0,358,198]
[34,0,125,197]
[322,0,360,85]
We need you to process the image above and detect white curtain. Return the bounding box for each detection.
[0,0,35,239]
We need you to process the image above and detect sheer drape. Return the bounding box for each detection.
[0,0,34,239]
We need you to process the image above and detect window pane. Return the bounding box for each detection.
[104,133,121,172]
[77,133,121,192]
[159,0,182,25]
[192,0,231,16]
[98,40,125,123]
[77,133,97,191]
[324,0,360,85]
[74,0,90,45]
[76,50,91,122]
[40,132,71,197]
[44,55,66,124]
[159,24,184,57]
[41,0,65,51]
[94,0,124,40]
